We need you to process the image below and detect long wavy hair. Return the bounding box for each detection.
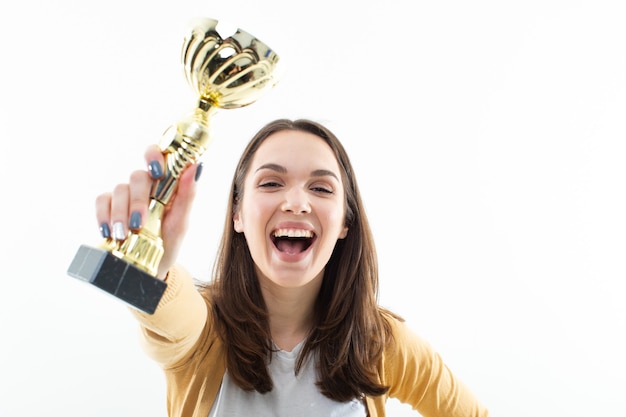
[200,118,395,402]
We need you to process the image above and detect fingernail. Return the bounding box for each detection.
[129,211,142,229]
[148,160,163,179]
[194,162,204,182]
[99,223,111,239]
[112,222,126,240]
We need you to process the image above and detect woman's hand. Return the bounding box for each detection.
[94,145,202,279]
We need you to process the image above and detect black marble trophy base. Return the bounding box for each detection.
[67,245,166,314]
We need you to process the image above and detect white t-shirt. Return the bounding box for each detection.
[208,341,367,417]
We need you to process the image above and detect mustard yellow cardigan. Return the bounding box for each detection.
[132,265,489,417]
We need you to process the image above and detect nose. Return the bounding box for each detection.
[281,187,311,214]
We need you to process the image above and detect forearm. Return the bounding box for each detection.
[131,264,208,368]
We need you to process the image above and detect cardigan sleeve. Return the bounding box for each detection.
[383,317,489,417]
[130,264,209,369]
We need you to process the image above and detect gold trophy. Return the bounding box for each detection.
[67,18,280,314]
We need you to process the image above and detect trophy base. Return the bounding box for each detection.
[67,244,167,314]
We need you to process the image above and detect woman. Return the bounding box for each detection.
[96,119,489,416]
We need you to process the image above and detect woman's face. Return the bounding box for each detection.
[234,130,349,289]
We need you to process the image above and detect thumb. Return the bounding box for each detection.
[158,162,203,274]
[170,162,202,217]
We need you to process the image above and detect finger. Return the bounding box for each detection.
[160,164,200,244]
[128,169,153,232]
[110,183,130,241]
[168,163,200,223]
[95,192,112,238]
[145,145,165,179]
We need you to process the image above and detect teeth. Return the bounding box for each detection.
[273,228,313,238]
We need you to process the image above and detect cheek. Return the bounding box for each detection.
[323,204,348,235]
[238,198,271,234]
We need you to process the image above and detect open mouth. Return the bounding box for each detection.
[271,228,316,254]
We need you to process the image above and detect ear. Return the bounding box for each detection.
[233,211,243,233]
[339,226,348,239]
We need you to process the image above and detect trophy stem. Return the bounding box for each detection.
[109,106,215,277]
[152,107,215,204]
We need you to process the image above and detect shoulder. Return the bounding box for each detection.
[378,308,423,347]
[378,309,437,379]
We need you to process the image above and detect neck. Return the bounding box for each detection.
[259,278,321,352]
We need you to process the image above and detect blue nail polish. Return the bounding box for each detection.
[100,223,111,238]
[129,211,142,229]
[195,162,204,182]
[148,160,163,179]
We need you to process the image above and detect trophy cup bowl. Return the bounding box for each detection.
[67,18,280,314]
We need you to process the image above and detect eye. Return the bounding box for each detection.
[258,180,282,189]
[310,184,334,194]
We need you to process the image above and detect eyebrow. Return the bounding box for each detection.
[255,163,339,181]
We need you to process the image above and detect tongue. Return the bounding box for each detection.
[276,239,307,255]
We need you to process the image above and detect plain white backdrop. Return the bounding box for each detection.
[1,1,625,416]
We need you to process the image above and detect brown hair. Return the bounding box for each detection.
[201,118,395,401]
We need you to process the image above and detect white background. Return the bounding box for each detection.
[1,1,625,416]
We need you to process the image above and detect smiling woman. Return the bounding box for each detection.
[233,128,349,290]
[96,118,489,417]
